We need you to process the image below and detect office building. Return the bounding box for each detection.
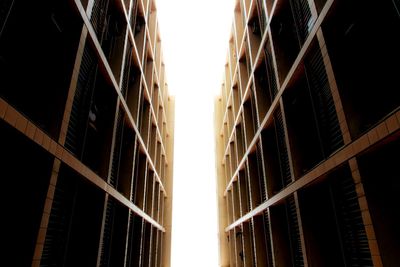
[215,0,400,266]
[0,0,174,266]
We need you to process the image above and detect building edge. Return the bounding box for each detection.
[162,95,175,267]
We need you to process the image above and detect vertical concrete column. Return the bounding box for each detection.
[32,25,88,267]
[316,28,352,145]
[348,158,383,267]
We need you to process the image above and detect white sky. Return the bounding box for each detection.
[157,1,234,266]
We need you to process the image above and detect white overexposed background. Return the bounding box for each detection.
[157,0,234,266]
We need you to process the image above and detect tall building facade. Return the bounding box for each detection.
[0,0,174,266]
[215,0,400,266]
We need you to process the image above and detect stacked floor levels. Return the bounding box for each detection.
[0,0,174,266]
[215,0,400,266]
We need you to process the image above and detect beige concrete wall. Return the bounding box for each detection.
[162,96,175,267]
[214,96,230,267]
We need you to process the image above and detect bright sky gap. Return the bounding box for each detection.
[157,1,235,266]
